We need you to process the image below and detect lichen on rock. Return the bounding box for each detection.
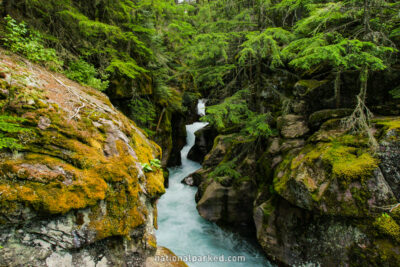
[0,49,165,266]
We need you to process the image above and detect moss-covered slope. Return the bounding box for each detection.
[0,49,165,266]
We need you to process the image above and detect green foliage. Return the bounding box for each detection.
[201,90,252,132]
[65,59,109,91]
[185,33,236,90]
[241,114,274,139]
[201,89,274,138]
[238,28,294,69]
[283,33,395,74]
[142,159,161,172]
[293,2,350,35]
[150,159,162,169]
[209,160,241,180]
[0,115,30,151]
[106,57,148,80]
[141,163,153,173]
[128,97,157,136]
[390,86,400,99]
[2,15,62,70]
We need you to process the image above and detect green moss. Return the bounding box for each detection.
[374,213,400,243]
[374,118,400,132]
[0,56,165,243]
[291,141,378,182]
[349,239,400,267]
[273,152,294,193]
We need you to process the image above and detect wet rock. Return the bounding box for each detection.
[181,170,205,187]
[277,114,309,139]
[167,112,187,167]
[254,197,369,266]
[196,181,256,227]
[187,125,217,163]
[202,135,232,169]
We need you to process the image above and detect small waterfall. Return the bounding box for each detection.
[156,100,271,266]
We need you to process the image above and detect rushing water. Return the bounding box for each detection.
[156,100,272,267]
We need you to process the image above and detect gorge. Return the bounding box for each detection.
[1,0,400,266]
[157,100,270,266]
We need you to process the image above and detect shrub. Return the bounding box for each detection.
[2,15,62,70]
[65,59,109,91]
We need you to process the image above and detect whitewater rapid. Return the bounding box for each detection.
[156,100,271,267]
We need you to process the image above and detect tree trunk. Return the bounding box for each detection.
[2,0,13,16]
[363,0,371,35]
[359,67,368,102]
[334,70,341,108]
[156,108,166,132]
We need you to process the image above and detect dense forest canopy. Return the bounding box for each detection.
[1,1,400,266]
[0,0,399,148]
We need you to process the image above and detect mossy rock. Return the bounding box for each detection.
[273,132,396,217]
[0,50,165,244]
[308,108,353,129]
[293,79,329,97]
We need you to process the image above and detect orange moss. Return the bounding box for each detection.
[0,51,165,242]
[145,170,165,198]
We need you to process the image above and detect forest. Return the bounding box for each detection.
[0,0,400,266]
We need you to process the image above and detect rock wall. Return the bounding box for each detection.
[193,102,400,265]
[0,50,166,266]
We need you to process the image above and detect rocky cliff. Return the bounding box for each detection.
[191,106,400,265]
[0,49,168,266]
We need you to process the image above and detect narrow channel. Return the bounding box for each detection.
[156,100,272,266]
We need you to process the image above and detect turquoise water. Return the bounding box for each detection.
[156,101,272,267]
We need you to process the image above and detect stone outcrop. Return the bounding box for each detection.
[255,118,400,266]
[0,50,166,266]
[193,109,400,265]
[187,125,217,163]
[277,114,309,139]
[196,181,255,227]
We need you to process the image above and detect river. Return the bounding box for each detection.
[156,100,272,267]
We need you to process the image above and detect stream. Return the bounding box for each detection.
[156,100,272,266]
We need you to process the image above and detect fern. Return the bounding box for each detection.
[2,15,62,70]
[200,89,252,132]
[238,28,294,69]
[389,86,400,99]
[209,160,241,180]
[241,114,274,139]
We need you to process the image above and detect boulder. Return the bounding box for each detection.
[273,136,396,217]
[181,169,207,187]
[277,114,309,139]
[187,125,217,163]
[376,118,400,199]
[0,50,165,266]
[196,180,256,227]
[202,135,232,169]
[308,108,353,129]
[253,196,371,266]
